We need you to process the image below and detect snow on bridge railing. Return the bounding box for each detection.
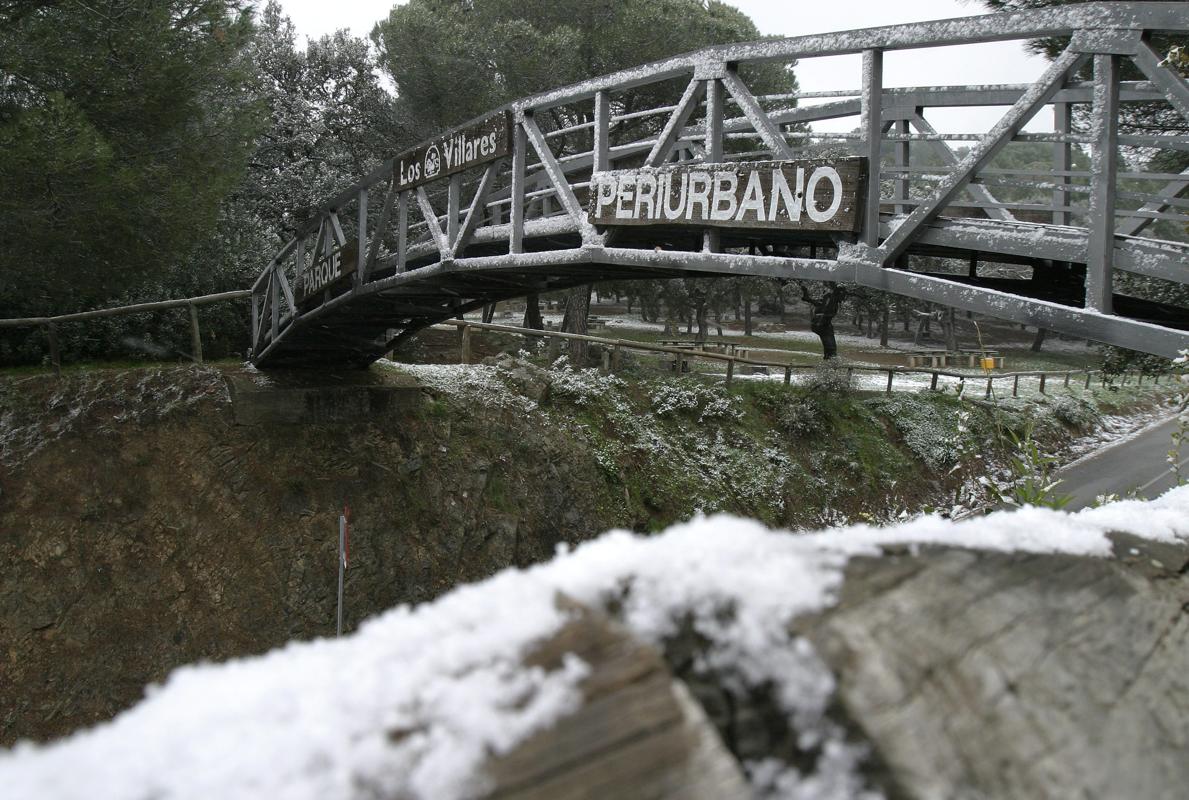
[249,2,1189,363]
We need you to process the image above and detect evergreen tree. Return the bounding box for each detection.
[0,1,263,317]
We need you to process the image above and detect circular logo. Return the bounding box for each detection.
[424,145,441,178]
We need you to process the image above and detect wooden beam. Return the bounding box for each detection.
[644,77,706,166]
[1086,53,1120,313]
[862,48,884,247]
[593,90,610,171]
[878,48,1087,264]
[452,162,498,257]
[721,68,794,159]
[510,121,527,254]
[415,187,452,261]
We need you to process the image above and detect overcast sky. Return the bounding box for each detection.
[276,0,1053,133]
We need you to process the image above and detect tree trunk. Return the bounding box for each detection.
[944,308,957,352]
[880,306,889,347]
[1031,327,1048,352]
[804,285,846,360]
[811,318,840,359]
[523,293,544,330]
[694,304,709,343]
[744,297,753,337]
[562,285,592,364]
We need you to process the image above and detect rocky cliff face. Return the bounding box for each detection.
[1,366,619,745]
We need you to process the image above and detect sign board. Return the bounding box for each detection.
[588,158,866,232]
[395,111,513,191]
[298,242,356,303]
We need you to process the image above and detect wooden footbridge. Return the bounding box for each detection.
[249,2,1189,368]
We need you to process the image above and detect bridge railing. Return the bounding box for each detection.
[250,2,1189,363]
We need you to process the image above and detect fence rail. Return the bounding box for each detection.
[437,318,1153,397]
[0,290,251,374]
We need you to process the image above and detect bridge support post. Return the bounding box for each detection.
[893,118,910,215]
[1085,53,1120,313]
[861,48,884,248]
[510,121,527,254]
[1053,100,1073,226]
[460,324,472,365]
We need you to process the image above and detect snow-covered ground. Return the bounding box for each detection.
[4,489,1188,800]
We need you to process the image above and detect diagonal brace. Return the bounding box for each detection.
[878,49,1088,265]
[451,162,498,257]
[644,78,706,167]
[415,187,452,261]
[521,114,601,244]
[1116,168,1189,236]
[1131,39,1189,124]
[909,114,1016,222]
[721,68,795,159]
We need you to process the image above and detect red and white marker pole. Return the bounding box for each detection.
[336,504,350,637]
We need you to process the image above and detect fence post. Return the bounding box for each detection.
[1063,371,1070,388]
[1084,371,1092,389]
[726,357,735,386]
[460,324,472,365]
[784,365,792,385]
[611,344,620,373]
[956,379,965,398]
[601,348,611,374]
[45,322,61,377]
[1039,373,1047,394]
[885,370,894,393]
[1013,374,1019,397]
[930,372,938,391]
[1137,372,1144,387]
[984,376,993,399]
[188,303,203,365]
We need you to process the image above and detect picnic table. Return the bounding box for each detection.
[906,349,1003,369]
[656,339,750,358]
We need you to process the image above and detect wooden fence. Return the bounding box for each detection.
[0,290,251,375]
[440,318,1158,397]
[0,296,1160,398]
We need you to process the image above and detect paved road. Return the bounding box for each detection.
[1057,415,1186,510]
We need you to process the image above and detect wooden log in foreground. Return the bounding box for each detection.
[483,597,750,800]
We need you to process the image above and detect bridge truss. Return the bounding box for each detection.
[250,2,1189,367]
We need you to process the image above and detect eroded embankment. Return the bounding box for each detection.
[0,360,1175,745]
